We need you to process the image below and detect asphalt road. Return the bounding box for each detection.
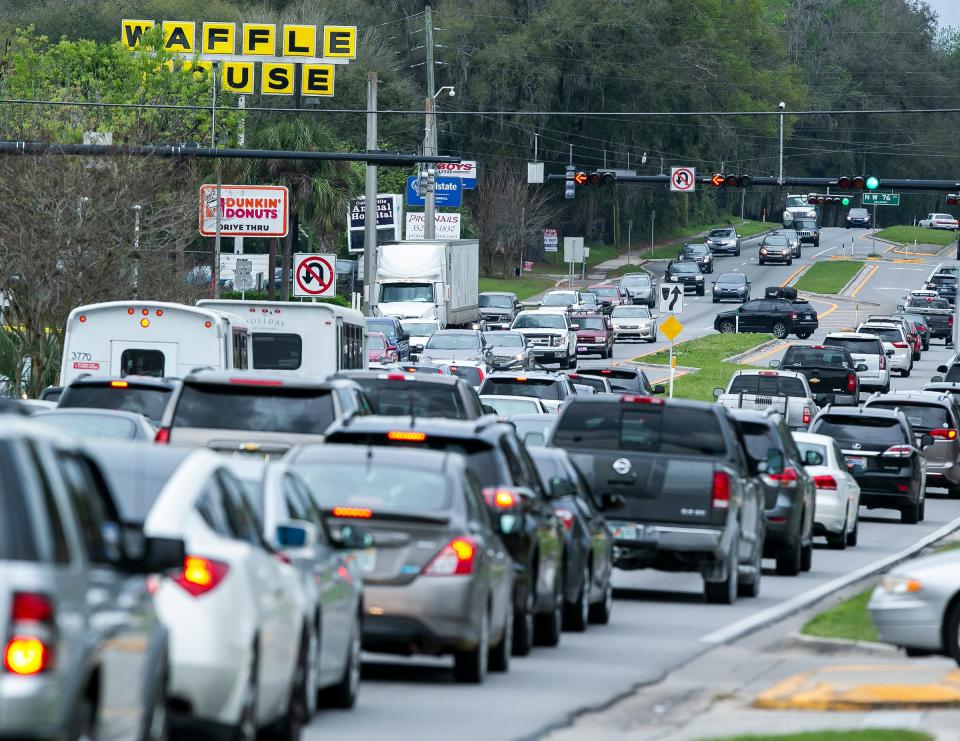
[306,236,960,741]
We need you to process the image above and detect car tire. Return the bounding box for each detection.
[588,575,613,625]
[266,634,309,741]
[564,564,590,632]
[923,340,930,351]
[759,259,766,266]
[713,297,719,303]
[735,249,741,257]
[322,614,361,709]
[142,665,170,741]
[943,600,960,667]
[827,524,847,550]
[534,570,564,647]
[719,320,736,334]
[796,331,811,340]
[233,643,259,741]
[697,287,705,296]
[772,322,788,340]
[488,592,512,673]
[788,258,794,266]
[847,514,859,547]
[776,538,802,576]
[737,539,763,598]
[71,693,97,741]
[512,582,535,656]
[704,537,739,605]
[901,368,911,378]
[800,540,813,572]
[901,501,921,524]
[453,607,489,684]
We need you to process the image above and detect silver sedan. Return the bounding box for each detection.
[868,548,960,662]
[610,306,657,343]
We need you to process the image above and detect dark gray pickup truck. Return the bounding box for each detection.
[903,296,953,345]
[549,395,767,604]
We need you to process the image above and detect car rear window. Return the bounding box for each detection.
[860,327,902,343]
[87,446,191,522]
[577,369,642,393]
[445,366,484,386]
[35,412,140,440]
[728,374,807,397]
[824,337,882,355]
[367,320,398,340]
[782,347,850,367]
[0,442,39,561]
[173,383,335,434]
[553,403,726,456]
[909,298,950,310]
[867,403,949,432]
[569,376,606,393]
[811,415,907,446]
[294,463,451,513]
[480,378,561,401]
[358,380,466,419]
[60,385,172,423]
[735,420,780,462]
[252,333,302,371]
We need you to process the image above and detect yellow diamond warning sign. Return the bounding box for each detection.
[659,315,683,342]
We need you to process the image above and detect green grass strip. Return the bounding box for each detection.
[793,260,864,295]
[875,225,958,247]
[801,588,878,642]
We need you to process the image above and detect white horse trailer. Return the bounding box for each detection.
[60,301,251,385]
[197,299,368,377]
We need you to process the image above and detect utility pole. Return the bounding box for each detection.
[132,204,142,299]
[211,61,221,299]
[627,219,633,266]
[423,0,437,239]
[778,104,785,186]
[364,72,379,316]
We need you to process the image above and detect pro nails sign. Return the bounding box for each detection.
[122,20,356,97]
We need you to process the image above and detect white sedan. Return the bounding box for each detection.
[793,431,861,549]
[919,213,959,231]
[480,394,549,415]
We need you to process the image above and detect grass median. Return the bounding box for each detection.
[793,260,864,295]
[478,277,555,301]
[700,731,932,741]
[801,588,877,642]
[637,332,772,401]
[875,225,958,247]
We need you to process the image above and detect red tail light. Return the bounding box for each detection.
[620,395,664,404]
[482,488,518,509]
[11,593,53,623]
[5,592,55,676]
[846,373,857,392]
[768,467,799,488]
[931,428,958,440]
[879,356,886,371]
[423,537,476,576]
[813,474,837,490]
[803,407,812,425]
[386,373,408,380]
[882,445,914,458]
[154,427,171,444]
[892,342,908,348]
[172,556,229,597]
[950,316,955,327]
[896,484,911,492]
[712,471,731,510]
[229,377,283,387]
[555,508,576,532]
[387,431,426,442]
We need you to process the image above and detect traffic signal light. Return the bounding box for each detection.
[585,171,615,186]
[426,167,436,193]
[865,176,880,190]
[851,176,866,189]
[947,194,960,206]
[837,176,852,189]
[564,165,576,200]
[806,194,845,205]
[720,174,752,188]
[841,197,851,206]
[416,168,429,196]
[710,173,725,187]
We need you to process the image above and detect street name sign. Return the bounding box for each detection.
[863,193,900,206]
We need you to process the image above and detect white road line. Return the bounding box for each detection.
[812,244,840,259]
[700,513,960,645]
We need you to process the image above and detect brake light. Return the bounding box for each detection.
[931,428,958,440]
[228,378,284,387]
[896,484,911,492]
[950,316,955,327]
[846,373,857,392]
[154,427,171,444]
[110,380,129,388]
[882,445,913,458]
[892,342,908,348]
[423,537,476,576]
[385,373,408,380]
[173,556,229,597]
[768,467,799,488]
[11,593,53,623]
[515,376,527,382]
[880,356,886,371]
[331,507,373,519]
[387,344,398,351]
[600,370,612,375]
[759,371,779,376]
[482,488,518,509]
[803,407,812,425]
[4,638,48,676]
[555,508,576,532]
[813,474,837,490]
[620,395,664,404]
[790,312,798,320]
[712,471,731,510]
[387,430,426,442]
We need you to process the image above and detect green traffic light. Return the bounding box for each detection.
[841,197,850,206]
[865,176,879,190]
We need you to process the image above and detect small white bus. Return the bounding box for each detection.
[197,300,367,377]
[60,301,251,385]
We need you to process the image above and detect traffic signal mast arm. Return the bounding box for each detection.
[546,172,960,191]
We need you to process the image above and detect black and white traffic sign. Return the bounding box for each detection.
[670,166,696,193]
[659,284,684,314]
[293,253,336,298]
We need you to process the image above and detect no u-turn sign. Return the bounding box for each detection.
[293,253,336,298]
[670,167,696,192]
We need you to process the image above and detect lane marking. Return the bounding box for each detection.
[740,340,789,365]
[805,296,839,320]
[849,264,879,298]
[780,265,806,287]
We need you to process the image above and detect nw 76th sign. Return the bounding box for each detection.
[863,193,900,206]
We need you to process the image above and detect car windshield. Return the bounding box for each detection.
[849,209,868,217]
[717,273,746,284]
[728,374,807,397]
[87,446,191,522]
[796,220,816,229]
[426,333,480,350]
[568,375,606,392]
[479,377,562,400]
[671,263,698,274]
[868,403,949,432]
[779,230,798,239]
[931,275,956,285]
[811,416,907,446]
[764,235,788,246]
[577,368,643,393]
[172,383,335,434]
[580,294,598,305]
[34,412,142,440]
[295,463,450,513]
[479,294,513,309]
[542,292,578,306]
[859,327,903,343]
[782,347,851,368]
[709,229,734,238]
[59,385,172,424]
[379,283,433,303]
[484,332,523,347]
[366,319,398,340]
[575,316,606,330]
[513,314,566,329]
[683,245,708,255]
[823,337,882,355]
[368,334,387,350]
[553,403,726,456]
[401,322,439,337]
[908,297,950,309]
[785,196,807,208]
[510,417,554,446]
[482,397,541,415]
[589,287,618,297]
[620,275,650,287]
[612,307,652,319]
[357,380,466,419]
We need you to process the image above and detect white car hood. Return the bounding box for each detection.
[513,326,566,336]
[378,301,437,320]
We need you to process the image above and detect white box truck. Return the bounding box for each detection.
[374,240,480,328]
[197,299,368,377]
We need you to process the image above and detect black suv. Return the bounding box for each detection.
[575,367,664,395]
[333,369,489,419]
[323,416,566,654]
[729,409,816,576]
[809,406,930,524]
[58,375,179,425]
[664,261,706,295]
[678,243,714,274]
[715,298,819,340]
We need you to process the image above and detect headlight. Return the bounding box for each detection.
[881,576,922,594]
[760,248,768,255]
[514,352,525,361]
[695,275,703,281]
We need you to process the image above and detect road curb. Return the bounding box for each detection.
[724,338,781,364]
[837,263,869,296]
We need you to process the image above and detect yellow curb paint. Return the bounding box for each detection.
[739,340,789,365]
[849,264,879,298]
[804,296,839,320]
[780,265,806,287]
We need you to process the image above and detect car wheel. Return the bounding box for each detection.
[322,613,361,709]
[267,634,309,741]
[71,694,97,741]
[712,297,719,303]
[512,584,534,657]
[846,513,859,547]
[697,287,705,296]
[901,368,911,378]
[943,600,960,667]
[923,340,930,351]
[920,494,926,522]
[534,570,564,647]
[901,500,921,524]
[719,320,736,334]
[564,563,590,632]
[737,538,762,598]
[233,643,259,741]
[776,538,802,576]
[453,606,489,684]
[826,522,847,550]
[735,249,741,256]
[489,591,513,673]
[759,259,765,266]
[787,258,794,266]
[141,661,169,741]
[588,574,613,625]
[772,322,788,340]
[800,539,813,572]
[913,350,921,361]
[704,536,739,605]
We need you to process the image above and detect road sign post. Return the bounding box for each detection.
[658,314,684,398]
[235,258,253,299]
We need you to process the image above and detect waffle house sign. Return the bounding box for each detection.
[122,20,356,97]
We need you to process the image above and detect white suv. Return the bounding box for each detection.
[510,311,578,369]
[857,323,912,377]
[823,332,891,393]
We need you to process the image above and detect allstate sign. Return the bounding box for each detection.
[406,176,462,208]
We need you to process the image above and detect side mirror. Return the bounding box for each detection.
[329,523,373,550]
[138,536,186,574]
[549,476,577,499]
[713,387,725,398]
[768,360,780,368]
[498,513,520,534]
[764,448,785,476]
[276,520,318,550]
[938,365,949,373]
[803,450,824,467]
[652,384,666,395]
[896,305,904,311]
[481,404,498,415]
[921,433,935,449]
[856,363,868,372]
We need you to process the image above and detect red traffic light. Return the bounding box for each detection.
[724,174,738,187]
[836,176,851,189]
[710,173,725,187]
[807,196,818,205]
[816,196,826,205]
[851,176,866,190]
[721,174,752,188]
[584,171,615,186]
[573,171,587,186]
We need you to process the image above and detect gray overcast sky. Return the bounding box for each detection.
[925,0,960,28]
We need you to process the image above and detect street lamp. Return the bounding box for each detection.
[777,101,785,186]
[424,86,456,239]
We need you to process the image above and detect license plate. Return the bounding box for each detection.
[802,313,813,319]
[577,345,587,352]
[845,456,866,471]
[612,525,637,540]
[355,548,376,573]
